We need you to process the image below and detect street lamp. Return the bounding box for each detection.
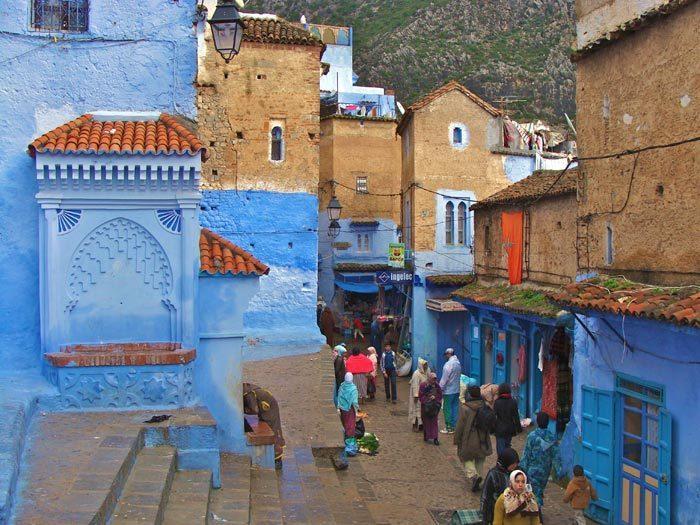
[207,0,245,63]
[328,220,341,239]
[327,195,342,221]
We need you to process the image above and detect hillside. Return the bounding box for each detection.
[243,0,576,124]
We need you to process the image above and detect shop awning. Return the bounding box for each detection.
[334,271,393,294]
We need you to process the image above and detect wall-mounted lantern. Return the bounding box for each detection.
[207,0,245,63]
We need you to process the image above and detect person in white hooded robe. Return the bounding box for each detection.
[408,357,431,431]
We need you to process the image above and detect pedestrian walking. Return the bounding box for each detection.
[320,306,335,347]
[493,383,521,455]
[336,372,360,456]
[439,348,461,433]
[492,470,541,525]
[380,343,398,403]
[366,346,378,400]
[409,357,431,431]
[564,465,597,525]
[520,412,563,507]
[454,386,493,492]
[419,372,443,445]
[481,447,521,525]
[353,315,365,340]
[345,347,373,402]
[333,344,347,406]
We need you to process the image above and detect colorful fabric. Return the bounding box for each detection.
[517,345,527,384]
[340,408,356,439]
[541,356,558,419]
[519,428,563,505]
[503,471,539,515]
[442,393,459,430]
[381,350,396,372]
[336,376,359,412]
[450,509,482,525]
[502,211,523,285]
[419,381,443,440]
[345,354,374,374]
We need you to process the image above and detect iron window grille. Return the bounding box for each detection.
[356,176,368,194]
[32,0,89,32]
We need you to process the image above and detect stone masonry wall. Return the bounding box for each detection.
[197,40,322,194]
[319,117,401,224]
[575,1,699,285]
[473,194,579,286]
[408,90,512,253]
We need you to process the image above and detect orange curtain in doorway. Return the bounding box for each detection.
[501,211,523,285]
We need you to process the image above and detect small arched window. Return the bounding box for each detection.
[271,126,283,162]
[457,202,467,245]
[453,127,463,145]
[445,201,454,244]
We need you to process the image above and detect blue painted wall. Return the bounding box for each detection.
[197,274,260,453]
[569,314,700,524]
[0,0,198,370]
[200,190,324,358]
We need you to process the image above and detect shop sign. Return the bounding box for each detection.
[388,242,405,268]
[375,270,413,285]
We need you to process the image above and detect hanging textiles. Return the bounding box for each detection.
[501,211,523,285]
[517,344,527,384]
[541,355,558,419]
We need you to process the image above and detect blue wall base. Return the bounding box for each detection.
[44,362,196,411]
[247,442,276,469]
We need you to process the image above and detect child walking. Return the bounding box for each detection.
[563,465,597,525]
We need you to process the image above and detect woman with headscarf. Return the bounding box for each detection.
[481,447,520,525]
[333,344,347,407]
[418,372,443,445]
[336,372,360,455]
[492,470,541,525]
[519,412,563,506]
[366,347,378,401]
[408,358,431,431]
[345,347,374,402]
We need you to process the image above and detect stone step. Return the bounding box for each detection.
[276,447,337,525]
[110,445,176,524]
[161,470,212,525]
[249,465,283,524]
[207,454,251,525]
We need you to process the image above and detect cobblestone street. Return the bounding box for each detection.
[245,346,580,524]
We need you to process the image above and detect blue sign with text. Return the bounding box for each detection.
[375,270,414,285]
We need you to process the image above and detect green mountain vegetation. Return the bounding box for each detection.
[244,0,576,124]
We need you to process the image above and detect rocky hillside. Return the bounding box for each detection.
[243,0,576,124]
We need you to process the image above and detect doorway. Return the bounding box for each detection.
[481,324,494,384]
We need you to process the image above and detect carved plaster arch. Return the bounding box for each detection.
[66,217,173,311]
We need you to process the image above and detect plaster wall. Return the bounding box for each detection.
[0,0,198,370]
[575,1,700,285]
[473,195,578,286]
[574,0,674,49]
[402,90,512,253]
[197,275,259,452]
[197,40,321,194]
[200,190,324,357]
[319,117,401,225]
[320,44,354,93]
[570,314,700,524]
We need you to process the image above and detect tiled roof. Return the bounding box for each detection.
[28,114,206,159]
[200,228,270,276]
[242,14,324,48]
[334,263,393,273]
[426,274,476,287]
[397,80,501,134]
[452,282,562,318]
[550,276,700,327]
[471,168,578,210]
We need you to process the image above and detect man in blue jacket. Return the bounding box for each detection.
[439,348,461,433]
[380,342,398,403]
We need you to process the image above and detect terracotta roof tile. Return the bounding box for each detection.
[426,274,476,287]
[397,80,501,134]
[28,114,207,159]
[242,14,324,49]
[471,168,578,210]
[334,263,394,273]
[200,228,269,276]
[451,281,562,318]
[549,276,700,327]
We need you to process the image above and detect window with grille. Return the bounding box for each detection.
[457,202,467,244]
[356,176,368,194]
[270,126,284,162]
[445,201,454,244]
[32,0,89,32]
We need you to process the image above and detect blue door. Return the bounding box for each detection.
[469,321,481,383]
[493,329,507,385]
[581,386,614,524]
[618,391,671,525]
